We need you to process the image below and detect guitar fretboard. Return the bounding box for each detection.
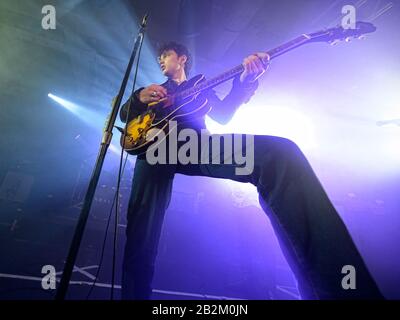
[175,34,311,100]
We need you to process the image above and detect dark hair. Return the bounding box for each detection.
[157,41,192,75]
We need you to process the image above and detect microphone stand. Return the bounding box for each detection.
[55,13,149,300]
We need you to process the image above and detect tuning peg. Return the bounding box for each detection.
[357,35,366,40]
[345,37,352,42]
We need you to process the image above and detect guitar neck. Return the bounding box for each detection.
[177,34,311,100]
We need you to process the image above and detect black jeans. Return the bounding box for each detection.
[121,134,383,299]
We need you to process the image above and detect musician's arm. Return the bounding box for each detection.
[120,83,168,122]
[119,88,146,123]
[207,51,268,124]
[206,76,259,124]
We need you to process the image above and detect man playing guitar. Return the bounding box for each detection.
[119,41,383,300]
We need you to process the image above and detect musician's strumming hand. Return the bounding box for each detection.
[139,84,168,104]
[240,52,270,84]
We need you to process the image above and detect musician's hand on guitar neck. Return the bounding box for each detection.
[138,84,168,104]
[240,52,270,84]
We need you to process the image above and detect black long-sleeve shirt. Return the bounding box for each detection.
[119,75,259,131]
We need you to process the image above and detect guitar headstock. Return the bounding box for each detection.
[306,21,377,45]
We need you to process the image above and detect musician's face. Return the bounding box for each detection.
[158,50,187,77]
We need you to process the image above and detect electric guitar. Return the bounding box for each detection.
[119,21,376,155]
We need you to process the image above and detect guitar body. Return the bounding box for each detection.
[120,74,212,155]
